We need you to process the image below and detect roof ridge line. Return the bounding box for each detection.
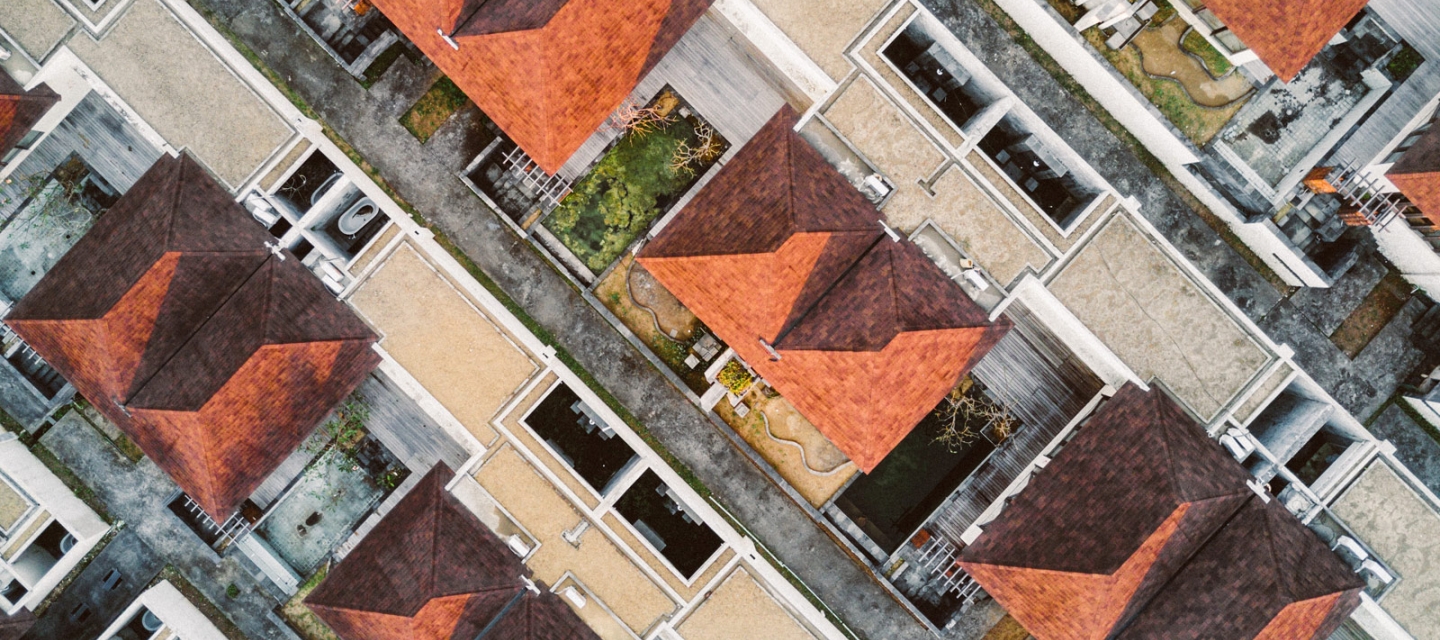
[1155,395,1186,503]
[1105,494,1259,638]
[123,255,271,406]
[770,231,887,348]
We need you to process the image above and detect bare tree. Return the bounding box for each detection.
[670,122,723,176]
[607,98,675,138]
[932,385,1016,452]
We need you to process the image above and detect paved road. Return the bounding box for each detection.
[921,0,1429,422]
[40,412,297,639]
[197,1,935,638]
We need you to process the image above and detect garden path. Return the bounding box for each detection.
[1132,20,1250,108]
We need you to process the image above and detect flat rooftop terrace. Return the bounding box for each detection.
[1048,213,1271,420]
[347,240,540,447]
[60,0,293,187]
[1331,460,1440,639]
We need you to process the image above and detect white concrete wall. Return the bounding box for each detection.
[987,0,1330,287]
[93,581,226,640]
[1373,220,1440,300]
[0,435,106,611]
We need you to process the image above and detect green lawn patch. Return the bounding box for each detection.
[1181,29,1232,77]
[545,91,728,273]
[1081,26,1244,146]
[400,76,472,143]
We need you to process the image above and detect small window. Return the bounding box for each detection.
[102,569,123,591]
[68,603,90,623]
[14,130,42,151]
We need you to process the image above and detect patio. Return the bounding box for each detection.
[1211,12,1399,198]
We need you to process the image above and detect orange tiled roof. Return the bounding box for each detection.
[306,465,599,640]
[6,154,379,520]
[1202,0,1368,81]
[638,107,1009,471]
[959,385,1363,640]
[374,0,711,174]
[1388,120,1440,225]
[0,71,58,159]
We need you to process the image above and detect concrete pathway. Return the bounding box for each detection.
[195,1,935,638]
[39,412,298,640]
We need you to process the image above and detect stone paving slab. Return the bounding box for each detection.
[1370,402,1440,497]
[198,1,936,638]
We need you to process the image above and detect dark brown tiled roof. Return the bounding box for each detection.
[377,0,712,173]
[307,465,600,640]
[453,0,570,36]
[639,107,1009,471]
[0,70,58,160]
[960,384,1253,638]
[1201,0,1368,81]
[960,385,1362,640]
[1387,121,1440,225]
[1115,496,1364,640]
[6,153,379,520]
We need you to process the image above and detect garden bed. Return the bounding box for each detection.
[400,76,471,143]
[544,89,728,273]
[595,255,711,395]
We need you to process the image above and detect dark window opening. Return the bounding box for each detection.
[614,471,722,578]
[275,152,341,215]
[882,28,987,130]
[522,383,638,494]
[979,121,1092,227]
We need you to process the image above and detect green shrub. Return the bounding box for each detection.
[717,360,753,395]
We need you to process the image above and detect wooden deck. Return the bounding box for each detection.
[1332,0,1440,167]
[0,91,163,224]
[353,372,470,473]
[924,301,1102,544]
[554,12,790,183]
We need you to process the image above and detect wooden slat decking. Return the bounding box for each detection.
[353,372,470,472]
[925,301,1102,544]
[0,91,163,224]
[554,12,789,183]
[1331,0,1440,167]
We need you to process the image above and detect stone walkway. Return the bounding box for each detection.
[39,412,297,640]
[195,1,935,638]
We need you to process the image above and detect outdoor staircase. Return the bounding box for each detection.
[501,146,573,211]
[1307,162,1413,228]
[172,494,253,551]
[912,536,985,603]
[1,323,65,400]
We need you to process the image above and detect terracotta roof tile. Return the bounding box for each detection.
[376,0,712,173]
[307,465,599,640]
[959,385,1362,639]
[0,71,58,160]
[639,107,1009,471]
[1201,0,1368,81]
[1387,121,1440,225]
[6,154,379,519]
